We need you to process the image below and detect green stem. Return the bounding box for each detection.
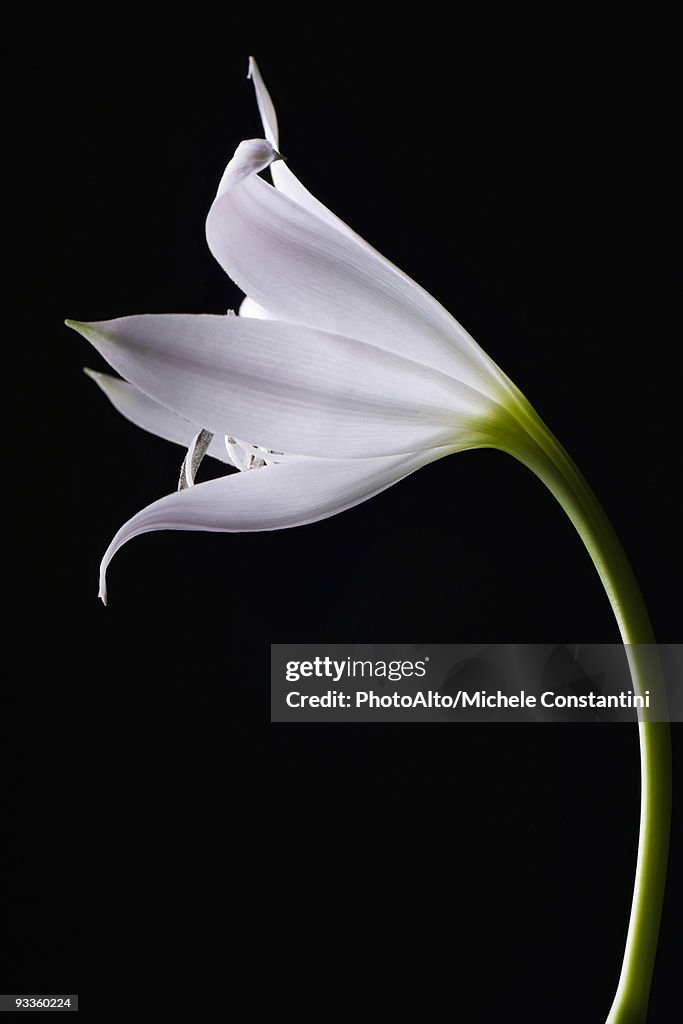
[500,404,671,1023]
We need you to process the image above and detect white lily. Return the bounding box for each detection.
[68,58,534,606]
[67,59,670,1024]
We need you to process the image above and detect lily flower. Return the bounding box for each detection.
[68,58,535,606]
[67,58,671,1024]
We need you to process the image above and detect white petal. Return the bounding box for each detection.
[270,160,364,239]
[214,138,282,198]
[247,57,279,147]
[206,143,509,396]
[84,368,230,462]
[238,295,275,320]
[246,58,361,240]
[98,449,449,603]
[69,315,499,458]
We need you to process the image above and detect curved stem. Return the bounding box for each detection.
[504,417,671,1024]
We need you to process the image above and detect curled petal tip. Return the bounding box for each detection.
[215,138,282,195]
[98,563,109,604]
[247,55,256,79]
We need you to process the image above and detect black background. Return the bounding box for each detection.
[4,18,681,1022]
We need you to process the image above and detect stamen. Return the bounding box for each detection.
[178,429,215,490]
[226,436,248,470]
[225,436,270,471]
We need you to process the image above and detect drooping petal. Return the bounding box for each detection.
[206,139,509,396]
[98,448,452,603]
[68,315,500,458]
[84,368,230,462]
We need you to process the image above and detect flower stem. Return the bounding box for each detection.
[502,409,671,1023]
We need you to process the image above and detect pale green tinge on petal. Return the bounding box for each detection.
[98,448,453,603]
[83,368,230,462]
[68,314,499,459]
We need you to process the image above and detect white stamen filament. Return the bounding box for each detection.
[178,428,215,490]
[224,435,273,472]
